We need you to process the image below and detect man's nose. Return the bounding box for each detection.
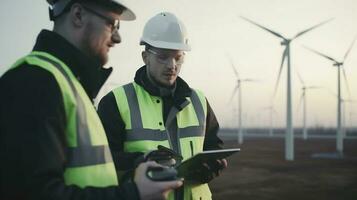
[166,58,176,69]
[112,30,121,44]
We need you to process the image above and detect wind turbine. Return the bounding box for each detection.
[263,105,277,137]
[228,57,256,144]
[241,16,332,160]
[304,36,356,156]
[296,72,321,140]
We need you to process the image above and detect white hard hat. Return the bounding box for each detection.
[140,12,191,51]
[47,0,136,21]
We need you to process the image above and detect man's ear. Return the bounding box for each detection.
[142,51,149,65]
[70,3,85,28]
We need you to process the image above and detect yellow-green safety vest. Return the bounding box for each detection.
[11,51,118,188]
[112,82,212,200]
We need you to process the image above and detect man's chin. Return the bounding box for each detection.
[98,55,109,67]
[162,81,176,88]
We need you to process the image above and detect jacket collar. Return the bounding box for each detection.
[32,30,112,100]
[134,66,192,110]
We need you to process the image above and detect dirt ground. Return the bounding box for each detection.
[209,137,357,200]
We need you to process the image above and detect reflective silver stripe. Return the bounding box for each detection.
[66,145,112,167]
[165,106,180,151]
[190,90,206,127]
[165,106,179,126]
[126,129,168,141]
[179,126,205,138]
[123,84,143,129]
[32,55,112,167]
[125,126,204,141]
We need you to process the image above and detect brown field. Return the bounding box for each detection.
[209,137,357,200]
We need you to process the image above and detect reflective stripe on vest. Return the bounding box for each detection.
[113,82,212,199]
[11,51,118,188]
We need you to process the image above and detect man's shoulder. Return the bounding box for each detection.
[0,62,62,100]
[109,82,134,95]
[0,61,65,116]
[2,62,58,86]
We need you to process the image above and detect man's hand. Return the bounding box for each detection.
[215,158,228,175]
[134,161,183,200]
[187,158,228,184]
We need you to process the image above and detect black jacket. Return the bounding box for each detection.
[0,30,140,200]
[97,66,224,173]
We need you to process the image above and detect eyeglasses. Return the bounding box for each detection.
[81,5,120,34]
[147,48,185,65]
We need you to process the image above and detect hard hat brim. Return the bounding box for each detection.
[141,38,191,51]
[112,0,136,21]
[118,4,136,21]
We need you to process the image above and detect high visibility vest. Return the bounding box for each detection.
[11,51,118,188]
[112,82,212,200]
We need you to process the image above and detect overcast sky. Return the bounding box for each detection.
[1,0,356,128]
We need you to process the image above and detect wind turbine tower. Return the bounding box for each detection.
[304,36,356,155]
[296,72,321,140]
[241,17,331,160]
[228,57,255,144]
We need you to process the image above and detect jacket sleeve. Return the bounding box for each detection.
[0,66,140,200]
[203,99,224,150]
[97,92,144,172]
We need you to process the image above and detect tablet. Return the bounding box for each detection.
[176,148,240,178]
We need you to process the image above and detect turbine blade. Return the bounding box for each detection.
[229,85,239,103]
[307,86,322,89]
[296,93,304,114]
[227,54,240,79]
[240,16,286,40]
[296,70,305,85]
[323,87,337,97]
[343,35,357,62]
[273,48,288,98]
[303,45,338,63]
[242,78,259,82]
[293,18,333,39]
[342,67,351,98]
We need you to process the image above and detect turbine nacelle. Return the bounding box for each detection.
[281,40,291,46]
[333,62,343,67]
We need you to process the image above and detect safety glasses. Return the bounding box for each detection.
[147,48,185,65]
[81,5,120,34]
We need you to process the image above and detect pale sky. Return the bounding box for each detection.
[1,0,356,128]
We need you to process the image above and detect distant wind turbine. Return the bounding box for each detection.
[303,36,356,155]
[228,56,256,144]
[296,71,321,140]
[263,105,277,137]
[241,16,332,160]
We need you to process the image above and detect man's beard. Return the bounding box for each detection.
[81,34,108,66]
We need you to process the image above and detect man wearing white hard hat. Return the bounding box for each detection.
[0,1,182,200]
[98,12,227,200]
